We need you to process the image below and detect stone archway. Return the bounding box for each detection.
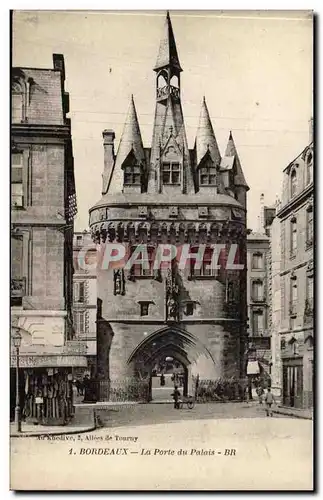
[127,326,217,400]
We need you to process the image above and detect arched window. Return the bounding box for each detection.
[290,169,297,198]
[12,82,25,123]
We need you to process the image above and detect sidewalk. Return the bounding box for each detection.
[272,405,313,420]
[10,421,96,438]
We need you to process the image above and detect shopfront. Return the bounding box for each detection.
[10,353,87,426]
[282,357,303,409]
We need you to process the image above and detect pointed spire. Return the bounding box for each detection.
[154,11,182,72]
[195,97,221,166]
[118,95,145,163]
[107,96,145,194]
[223,131,249,188]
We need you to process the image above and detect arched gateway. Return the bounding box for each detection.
[127,327,217,400]
[90,12,249,403]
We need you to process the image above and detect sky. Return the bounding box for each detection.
[12,10,313,232]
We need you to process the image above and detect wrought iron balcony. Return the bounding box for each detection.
[11,277,26,298]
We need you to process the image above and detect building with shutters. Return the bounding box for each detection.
[273,126,314,409]
[89,12,250,401]
[10,54,87,425]
[72,231,97,378]
[246,231,271,380]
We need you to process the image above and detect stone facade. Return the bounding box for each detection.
[89,13,249,401]
[246,232,271,372]
[11,54,86,424]
[72,231,98,377]
[268,130,314,409]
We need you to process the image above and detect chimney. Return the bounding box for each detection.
[53,54,65,81]
[308,117,313,143]
[102,129,115,194]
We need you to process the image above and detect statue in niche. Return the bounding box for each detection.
[166,268,180,321]
[113,269,125,296]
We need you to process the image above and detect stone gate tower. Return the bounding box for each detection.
[89,12,249,401]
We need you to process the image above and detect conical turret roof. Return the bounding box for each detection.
[107,95,145,194]
[195,97,221,167]
[154,11,182,72]
[222,131,249,189]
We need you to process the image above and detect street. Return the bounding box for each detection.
[10,402,313,490]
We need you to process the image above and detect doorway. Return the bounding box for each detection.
[150,356,188,402]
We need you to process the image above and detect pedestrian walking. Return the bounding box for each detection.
[160,374,165,387]
[257,385,264,405]
[171,385,181,409]
[264,388,275,417]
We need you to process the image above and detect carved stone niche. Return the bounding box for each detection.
[169,206,178,218]
[138,206,148,218]
[198,206,208,218]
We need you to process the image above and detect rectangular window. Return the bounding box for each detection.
[132,246,155,277]
[290,278,298,316]
[191,247,214,277]
[306,275,313,309]
[162,162,181,185]
[140,303,149,316]
[290,220,297,256]
[76,235,83,247]
[12,93,23,123]
[11,234,23,278]
[252,281,264,301]
[11,153,24,208]
[73,311,85,334]
[252,253,263,270]
[124,165,141,186]
[252,311,264,335]
[199,166,217,186]
[185,302,194,316]
[306,209,313,246]
[74,282,85,303]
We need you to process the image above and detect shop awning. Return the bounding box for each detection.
[247,360,260,375]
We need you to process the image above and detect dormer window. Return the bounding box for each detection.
[12,82,25,123]
[162,162,180,185]
[290,169,297,198]
[124,164,141,186]
[200,165,217,186]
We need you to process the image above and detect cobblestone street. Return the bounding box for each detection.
[96,401,288,428]
[11,401,313,490]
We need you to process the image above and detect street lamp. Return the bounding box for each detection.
[12,329,22,432]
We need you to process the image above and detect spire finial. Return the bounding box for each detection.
[229,130,233,140]
[154,10,182,72]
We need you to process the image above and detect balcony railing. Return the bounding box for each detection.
[11,277,26,298]
[249,329,269,337]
